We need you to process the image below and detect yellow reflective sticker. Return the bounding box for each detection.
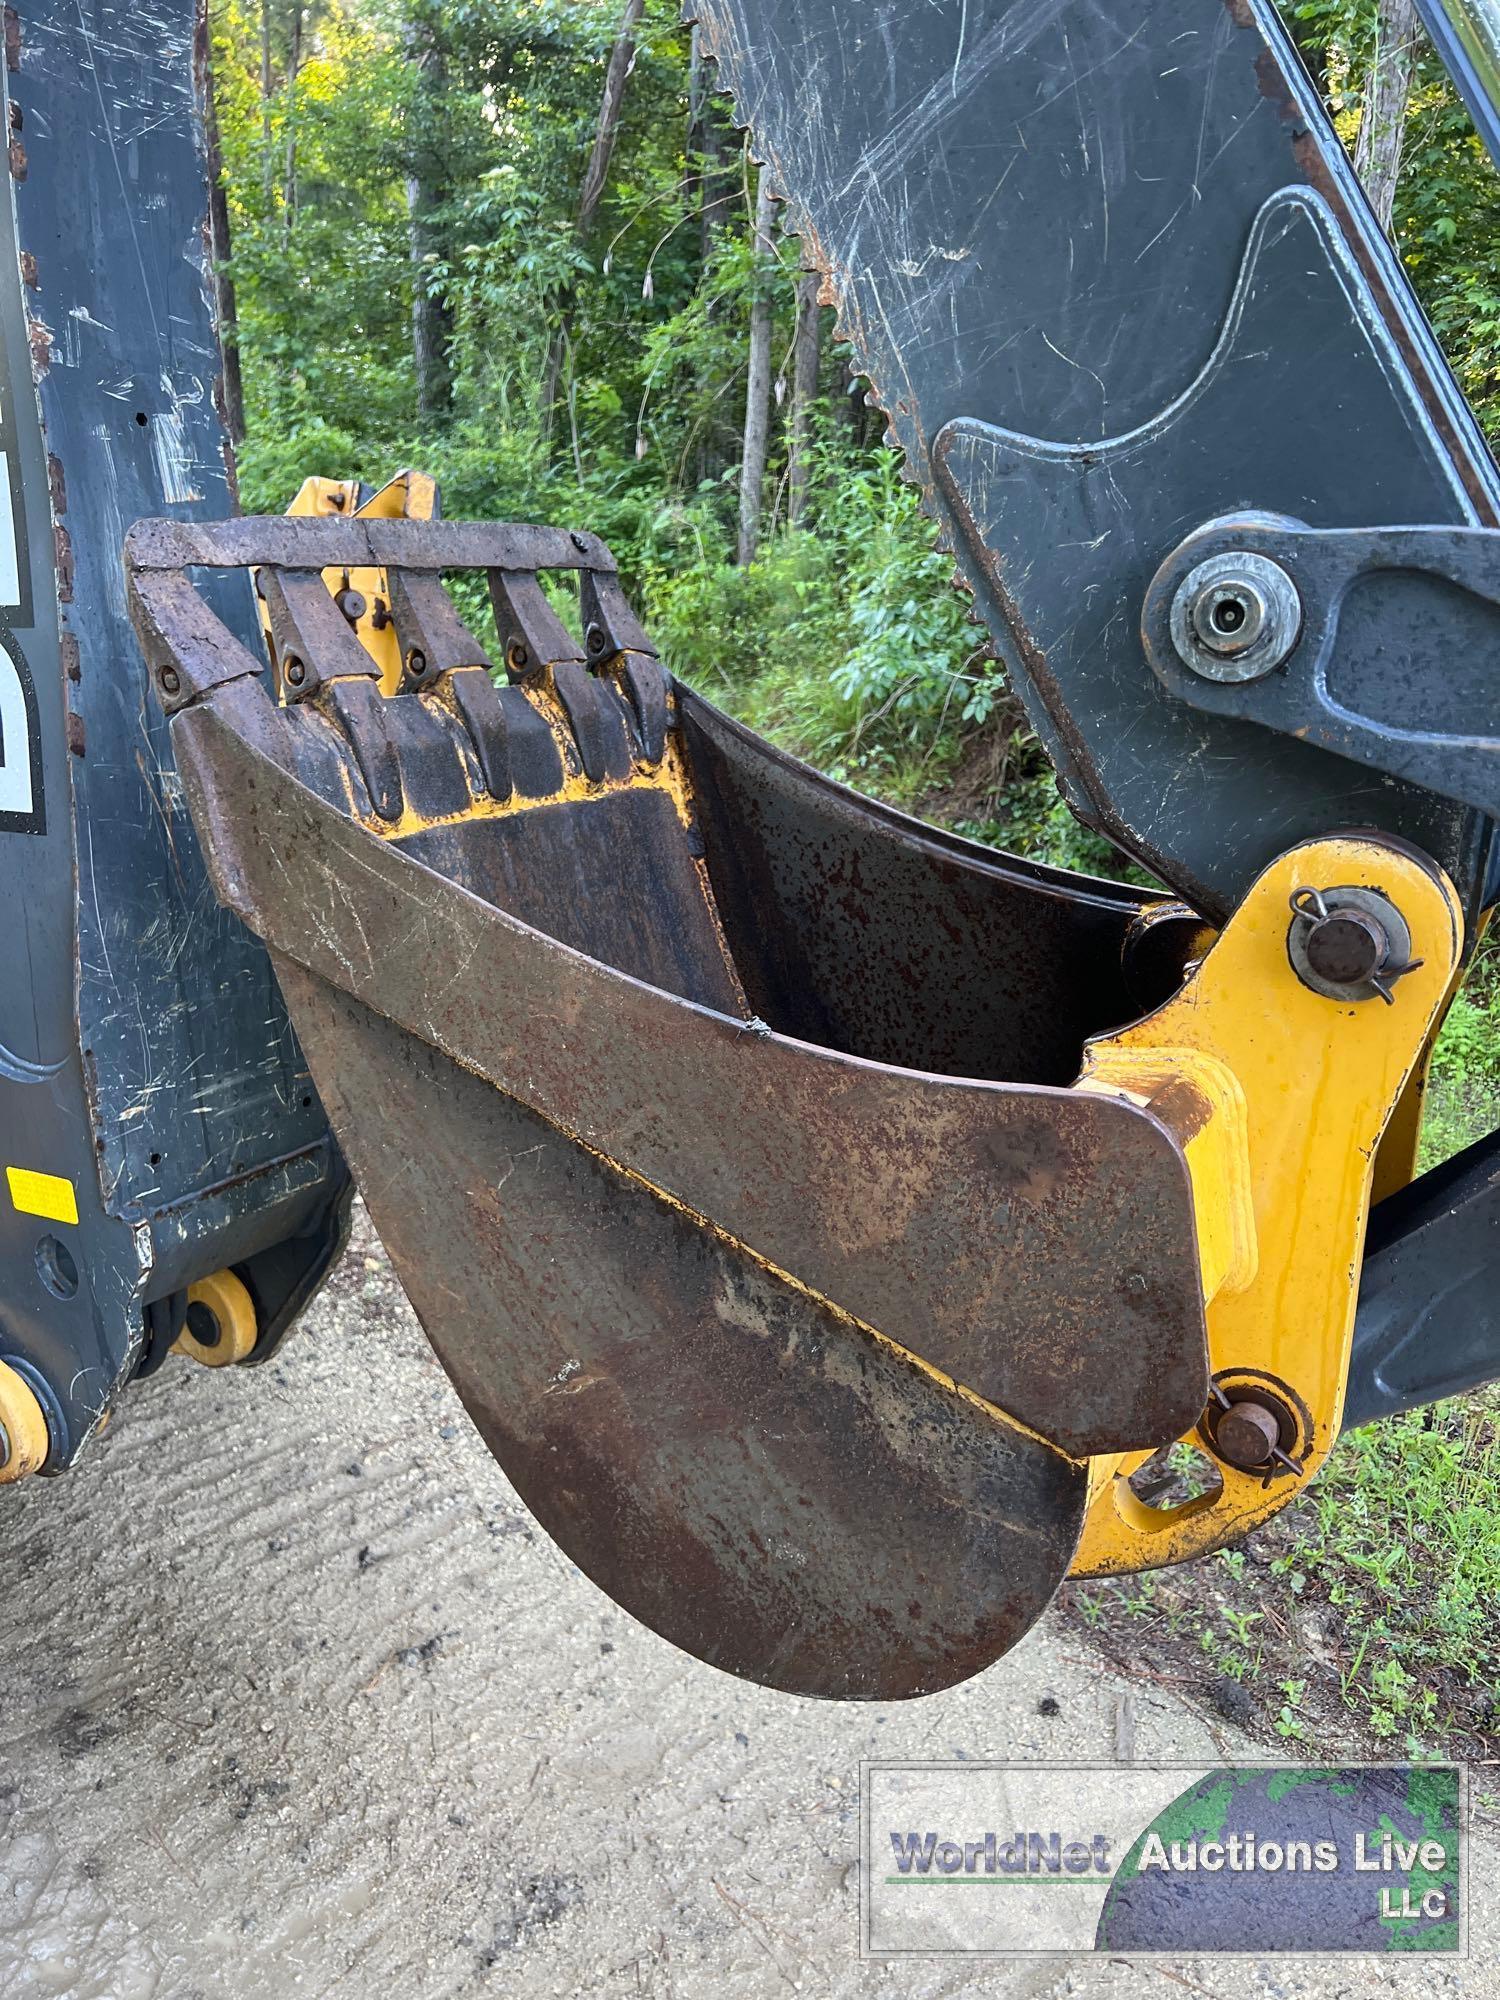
[6,1166,79,1225]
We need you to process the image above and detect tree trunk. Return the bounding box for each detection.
[576,0,644,239]
[787,267,821,527]
[542,0,645,438]
[690,26,736,484]
[408,177,452,424]
[691,25,735,271]
[686,23,705,214]
[406,10,453,426]
[259,0,274,210]
[1355,0,1422,231]
[203,54,245,442]
[281,3,303,247]
[841,356,870,450]
[737,167,776,566]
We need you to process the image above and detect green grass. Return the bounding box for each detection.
[1288,1396,1500,1740]
[1422,982,1500,1166]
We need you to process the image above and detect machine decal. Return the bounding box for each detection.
[6,1165,78,1224]
[0,345,32,623]
[0,623,42,833]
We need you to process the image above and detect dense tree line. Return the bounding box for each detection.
[207,0,1500,864]
[210,0,868,542]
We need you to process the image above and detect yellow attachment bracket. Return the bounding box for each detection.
[1069,834,1462,1577]
[270,469,439,696]
[0,1359,50,1482]
[1077,1044,1256,1309]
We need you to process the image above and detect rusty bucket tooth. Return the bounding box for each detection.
[126,517,1210,1700]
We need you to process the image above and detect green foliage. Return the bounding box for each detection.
[213,0,418,456]
[644,448,1010,806]
[1423,986,1500,1165]
[1274,1679,1309,1740]
[1282,0,1500,433]
[1419,930,1500,1166]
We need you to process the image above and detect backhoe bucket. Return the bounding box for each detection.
[126,516,1211,1699]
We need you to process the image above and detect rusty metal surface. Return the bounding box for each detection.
[123,514,621,576]
[169,688,1208,1462]
[276,957,1088,1698]
[261,567,381,697]
[129,521,1212,1692]
[681,691,1162,1084]
[398,791,748,1012]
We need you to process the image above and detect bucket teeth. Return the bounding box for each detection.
[385,568,492,690]
[228,530,678,828]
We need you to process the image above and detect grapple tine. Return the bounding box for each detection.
[385,568,493,692]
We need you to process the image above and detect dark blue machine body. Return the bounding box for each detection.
[0,0,347,1464]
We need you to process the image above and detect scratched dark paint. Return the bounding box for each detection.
[692,0,1500,927]
[1141,517,1500,820]
[0,0,347,1460]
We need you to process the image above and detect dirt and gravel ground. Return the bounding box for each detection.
[0,1210,1492,1999]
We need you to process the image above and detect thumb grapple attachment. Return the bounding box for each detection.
[127,515,1221,1698]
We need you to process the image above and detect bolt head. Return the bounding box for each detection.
[1215,1399,1281,1470]
[1287,883,1414,1005]
[1192,580,1267,657]
[159,664,181,696]
[1303,908,1389,987]
[1169,551,1302,684]
[284,658,307,688]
